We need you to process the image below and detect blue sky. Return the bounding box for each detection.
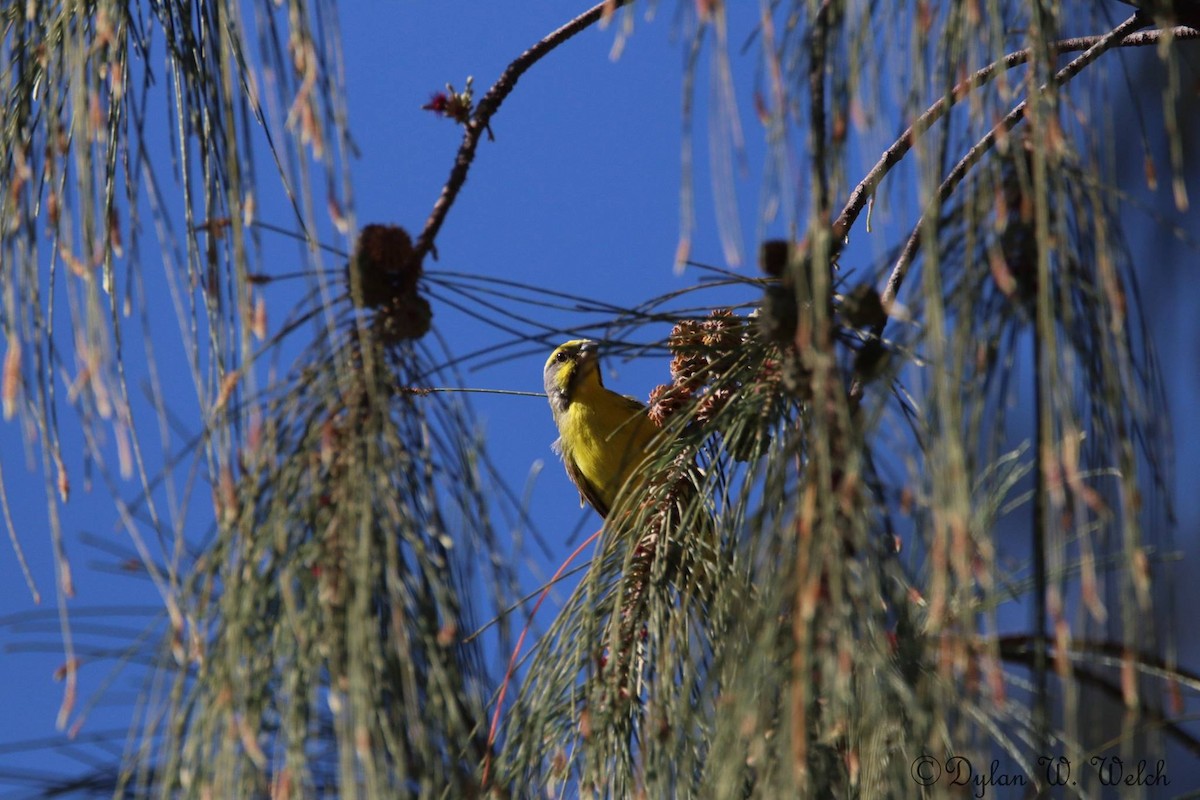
[1,2,1198,793]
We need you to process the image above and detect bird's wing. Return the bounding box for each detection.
[620,395,647,412]
[563,452,610,518]
[552,437,611,517]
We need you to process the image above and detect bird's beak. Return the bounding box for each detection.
[577,340,599,364]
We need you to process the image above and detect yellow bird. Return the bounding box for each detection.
[543,340,660,518]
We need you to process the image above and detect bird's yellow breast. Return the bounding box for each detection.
[559,377,659,512]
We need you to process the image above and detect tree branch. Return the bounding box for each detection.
[844,14,1189,405]
[808,0,834,223]
[408,0,637,271]
[879,12,1154,309]
[831,22,1199,252]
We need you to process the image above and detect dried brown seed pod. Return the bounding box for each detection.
[647,382,693,428]
[349,224,417,309]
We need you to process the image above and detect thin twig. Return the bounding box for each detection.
[997,633,1200,756]
[831,23,1199,252]
[408,0,637,271]
[808,0,833,223]
[1033,315,1050,750]
[845,14,1175,404]
[880,12,1151,309]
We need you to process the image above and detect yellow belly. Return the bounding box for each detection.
[561,389,658,511]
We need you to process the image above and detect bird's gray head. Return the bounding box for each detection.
[543,339,600,417]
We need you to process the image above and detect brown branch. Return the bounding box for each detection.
[997,634,1200,757]
[407,0,637,271]
[831,22,1200,252]
[808,0,833,223]
[844,17,1190,407]
[879,13,1153,308]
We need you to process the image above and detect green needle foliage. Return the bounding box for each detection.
[126,325,495,797]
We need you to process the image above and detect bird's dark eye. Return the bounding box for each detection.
[556,351,568,362]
